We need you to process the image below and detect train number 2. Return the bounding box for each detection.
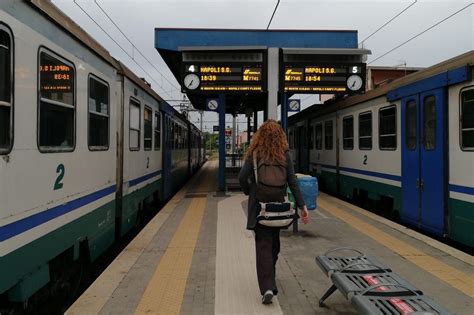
[54,164,65,190]
[363,155,368,165]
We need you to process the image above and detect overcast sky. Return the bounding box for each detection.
[51,0,473,131]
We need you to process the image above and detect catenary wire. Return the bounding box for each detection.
[73,0,174,99]
[266,0,281,30]
[359,0,418,46]
[369,2,473,65]
[94,0,181,92]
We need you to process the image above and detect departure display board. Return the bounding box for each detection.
[281,63,366,94]
[182,63,266,93]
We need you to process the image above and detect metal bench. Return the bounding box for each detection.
[316,247,392,306]
[315,248,452,314]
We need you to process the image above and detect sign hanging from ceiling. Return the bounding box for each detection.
[182,63,266,93]
[280,63,366,94]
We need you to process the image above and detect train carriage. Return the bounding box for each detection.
[289,51,474,249]
[0,0,121,301]
[0,0,204,305]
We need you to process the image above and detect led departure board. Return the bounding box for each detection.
[40,64,74,92]
[182,63,266,93]
[281,63,366,94]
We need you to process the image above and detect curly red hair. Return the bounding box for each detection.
[244,119,288,163]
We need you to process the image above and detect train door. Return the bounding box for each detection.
[401,88,446,236]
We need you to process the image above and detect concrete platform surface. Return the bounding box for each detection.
[66,161,473,315]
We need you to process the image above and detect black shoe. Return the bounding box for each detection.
[262,290,273,304]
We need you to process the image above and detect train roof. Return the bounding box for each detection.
[290,50,474,122]
[26,0,191,125]
[27,0,119,68]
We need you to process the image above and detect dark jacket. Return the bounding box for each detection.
[238,151,306,230]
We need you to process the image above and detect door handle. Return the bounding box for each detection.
[420,180,424,192]
[416,179,420,190]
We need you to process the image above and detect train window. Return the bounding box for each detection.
[38,50,75,151]
[129,99,140,150]
[0,27,12,154]
[379,105,397,150]
[423,96,436,150]
[460,88,474,150]
[154,111,161,150]
[324,120,333,150]
[309,125,314,149]
[168,117,171,148]
[315,123,323,150]
[88,75,109,150]
[406,100,417,150]
[144,106,152,150]
[359,111,372,150]
[342,116,354,150]
[176,124,180,149]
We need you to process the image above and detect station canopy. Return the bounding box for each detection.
[155,28,368,114]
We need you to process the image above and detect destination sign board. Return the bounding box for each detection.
[182,63,266,93]
[281,63,366,94]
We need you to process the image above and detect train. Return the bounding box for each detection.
[0,0,204,305]
[289,50,474,250]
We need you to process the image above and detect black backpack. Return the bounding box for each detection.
[253,152,287,202]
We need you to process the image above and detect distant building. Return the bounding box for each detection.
[367,66,423,90]
[319,65,423,104]
[237,131,249,148]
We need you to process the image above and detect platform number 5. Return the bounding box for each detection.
[54,164,65,190]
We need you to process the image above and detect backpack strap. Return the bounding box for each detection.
[252,151,258,184]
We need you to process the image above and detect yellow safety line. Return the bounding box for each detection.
[134,169,210,315]
[318,196,474,299]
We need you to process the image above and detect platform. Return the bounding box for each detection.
[66,161,473,315]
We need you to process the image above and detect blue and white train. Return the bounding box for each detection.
[0,0,204,305]
[289,51,474,250]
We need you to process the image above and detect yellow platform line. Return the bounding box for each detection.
[318,196,474,299]
[134,172,209,315]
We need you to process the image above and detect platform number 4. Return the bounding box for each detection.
[54,164,65,190]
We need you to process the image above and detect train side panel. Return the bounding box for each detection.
[337,97,401,214]
[447,78,474,247]
[0,1,118,301]
[308,113,337,194]
[120,77,162,237]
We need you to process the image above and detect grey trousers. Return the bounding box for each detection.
[254,224,280,296]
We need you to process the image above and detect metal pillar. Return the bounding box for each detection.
[281,93,288,135]
[253,110,258,133]
[218,94,226,191]
[232,114,236,166]
[267,48,279,120]
[247,115,251,143]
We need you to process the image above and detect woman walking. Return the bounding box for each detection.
[238,120,309,304]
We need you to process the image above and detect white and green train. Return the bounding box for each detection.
[289,51,474,250]
[0,0,204,305]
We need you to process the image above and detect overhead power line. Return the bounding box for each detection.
[94,0,181,92]
[359,0,417,46]
[369,2,473,65]
[72,0,174,99]
[266,0,281,30]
